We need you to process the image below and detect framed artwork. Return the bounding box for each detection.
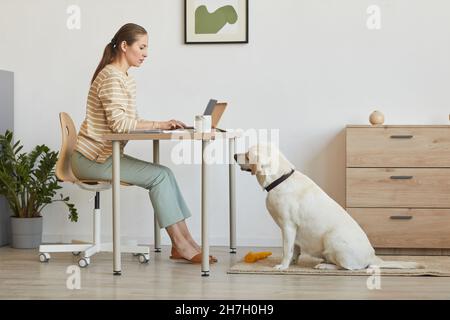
[185,0,249,44]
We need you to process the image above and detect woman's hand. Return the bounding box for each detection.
[159,119,187,130]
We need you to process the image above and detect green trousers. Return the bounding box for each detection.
[71,151,191,228]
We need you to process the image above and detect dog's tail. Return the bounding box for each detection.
[370,256,425,269]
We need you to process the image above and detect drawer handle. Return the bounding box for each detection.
[390,135,413,139]
[390,175,413,180]
[390,215,413,220]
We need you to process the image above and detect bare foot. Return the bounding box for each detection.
[172,242,200,260]
[186,240,218,263]
[189,240,201,252]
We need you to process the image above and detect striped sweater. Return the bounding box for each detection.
[75,64,139,163]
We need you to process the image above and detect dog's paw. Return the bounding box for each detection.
[314,263,339,270]
[273,264,289,271]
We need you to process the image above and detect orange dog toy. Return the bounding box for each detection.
[244,251,272,263]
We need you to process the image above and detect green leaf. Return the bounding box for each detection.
[0,130,78,222]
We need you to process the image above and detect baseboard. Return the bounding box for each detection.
[376,248,450,256]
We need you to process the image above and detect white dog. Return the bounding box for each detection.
[235,144,423,271]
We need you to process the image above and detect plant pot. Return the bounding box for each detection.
[10,216,43,249]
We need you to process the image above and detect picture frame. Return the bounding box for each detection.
[185,0,249,44]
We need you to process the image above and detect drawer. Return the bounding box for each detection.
[346,168,450,208]
[347,208,450,248]
[346,127,450,167]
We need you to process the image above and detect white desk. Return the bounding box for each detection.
[102,130,240,276]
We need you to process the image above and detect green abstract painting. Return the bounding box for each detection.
[195,5,238,34]
[185,0,248,44]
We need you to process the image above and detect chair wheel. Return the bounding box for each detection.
[78,257,90,268]
[138,254,149,264]
[72,251,81,256]
[39,253,50,262]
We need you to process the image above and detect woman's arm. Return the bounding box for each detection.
[136,120,160,130]
[136,119,187,130]
[99,77,139,133]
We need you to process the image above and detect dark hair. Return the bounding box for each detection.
[91,23,147,84]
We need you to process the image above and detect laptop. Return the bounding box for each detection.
[184,99,227,131]
[131,99,227,133]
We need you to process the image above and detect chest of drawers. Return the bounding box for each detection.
[346,125,450,253]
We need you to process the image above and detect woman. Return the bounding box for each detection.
[71,23,216,264]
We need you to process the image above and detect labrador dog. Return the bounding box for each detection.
[235,144,422,271]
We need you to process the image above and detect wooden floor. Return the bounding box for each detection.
[1,245,450,299]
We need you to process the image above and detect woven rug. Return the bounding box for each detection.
[228,255,450,277]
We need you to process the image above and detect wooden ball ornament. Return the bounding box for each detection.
[369,111,384,125]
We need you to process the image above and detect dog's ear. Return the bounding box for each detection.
[250,163,257,175]
[256,157,272,175]
[247,147,260,175]
[249,146,273,175]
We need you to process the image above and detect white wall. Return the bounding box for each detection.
[1,0,449,247]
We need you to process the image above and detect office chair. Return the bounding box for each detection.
[38,112,150,267]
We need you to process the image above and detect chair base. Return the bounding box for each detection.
[39,240,150,267]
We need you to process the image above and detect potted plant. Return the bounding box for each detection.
[0,130,77,248]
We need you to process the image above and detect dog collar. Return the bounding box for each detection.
[264,169,295,192]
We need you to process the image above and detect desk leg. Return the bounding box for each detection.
[229,138,237,254]
[152,140,161,253]
[112,141,121,275]
[201,140,210,277]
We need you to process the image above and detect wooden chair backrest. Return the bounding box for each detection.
[55,112,79,183]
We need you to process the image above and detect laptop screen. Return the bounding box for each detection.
[203,99,218,116]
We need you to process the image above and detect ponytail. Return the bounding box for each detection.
[90,23,148,84]
[91,42,116,84]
